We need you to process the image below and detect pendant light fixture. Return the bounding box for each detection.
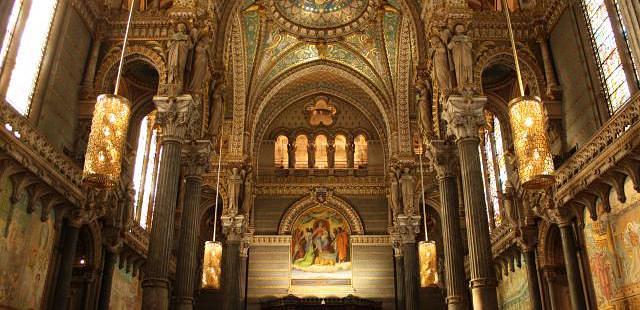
[82,0,136,188]
[202,125,224,290]
[418,145,438,288]
[502,0,555,189]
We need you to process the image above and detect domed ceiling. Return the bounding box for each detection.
[266,0,379,40]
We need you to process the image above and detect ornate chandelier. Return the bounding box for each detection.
[202,124,224,289]
[502,0,555,189]
[418,144,438,288]
[82,0,136,188]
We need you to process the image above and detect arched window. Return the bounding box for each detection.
[479,112,507,229]
[314,135,328,169]
[581,0,639,113]
[354,134,368,168]
[274,135,289,169]
[334,135,348,168]
[132,112,160,229]
[294,135,308,169]
[1,0,60,115]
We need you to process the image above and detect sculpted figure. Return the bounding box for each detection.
[188,27,211,93]
[416,78,433,136]
[447,24,474,92]
[241,170,254,216]
[208,83,225,138]
[388,171,401,218]
[430,35,452,94]
[167,23,193,86]
[227,167,242,216]
[399,167,416,215]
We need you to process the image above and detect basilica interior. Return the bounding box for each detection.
[0,0,639,309]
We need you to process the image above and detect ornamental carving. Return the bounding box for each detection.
[266,0,380,41]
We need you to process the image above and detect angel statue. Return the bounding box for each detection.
[167,22,194,91]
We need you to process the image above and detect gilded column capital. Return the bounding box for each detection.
[240,229,254,258]
[154,94,200,143]
[395,215,422,244]
[442,95,487,140]
[221,214,247,241]
[426,139,458,179]
[181,140,212,178]
[168,0,197,19]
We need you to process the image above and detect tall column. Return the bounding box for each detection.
[221,215,246,310]
[428,140,468,310]
[390,230,405,310]
[346,137,355,168]
[174,141,211,310]
[142,95,197,310]
[397,215,421,310]
[442,95,498,309]
[537,37,560,96]
[523,247,543,310]
[239,232,252,309]
[52,218,82,310]
[97,249,118,310]
[559,222,587,310]
[617,0,640,76]
[542,267,558,310]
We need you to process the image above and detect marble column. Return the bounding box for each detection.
[542,267,558,310]
[397,215,421,310]
[97,249,118,310]
[142,95,197,310]
[239,233,252,309]
[523,247,543,310]
[52,219,82,310]
[537,37,560,96]
[221,215,246,310]
[390,231,406,310]
[174,141,211,310]
[558,222,587,310]
[442,95,498,309]
[428,140,468,310]
[346,137,355,168]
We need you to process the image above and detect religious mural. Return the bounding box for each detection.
[110,267,143,310]
[0,176,56,309]
[584,177,640,309]
[496,255,532,310]
[290,206,352,286]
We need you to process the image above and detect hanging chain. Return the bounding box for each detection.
[502,0,525,97]
[212,122,224,241]
[419,144,429,241]
[114,0,136,95]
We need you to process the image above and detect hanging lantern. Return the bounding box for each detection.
[201,241,222,289]
[508,96,555,189]
[418,241,438,288]
[82,94,131,188]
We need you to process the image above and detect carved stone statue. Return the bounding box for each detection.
[389,171,401,218]
[167,23,194,88]
[227,167,242,216]
[430,35,452,94]
[188,27,211,93]
[416,78,433,137]
[447,24,474,92]
[399,167,416,216]
[241,170,254,216]
[208,82,224,139]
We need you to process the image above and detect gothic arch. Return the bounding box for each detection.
[94,45,167,94]
[278,193,365,235]
[474,46,545,97]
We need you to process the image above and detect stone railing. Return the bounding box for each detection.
[0,100,84,205]
[554,93,640,205]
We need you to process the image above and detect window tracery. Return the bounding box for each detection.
[274,132,368,170]
[132,112,160,229]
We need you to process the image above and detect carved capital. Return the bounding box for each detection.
[240,229,254,257]
[154,95,200,143]
[221,215,246,241]
[388,227,404,257]
[426,139,458,179]
[395,215,422,244]
[442,95,487,140]
[181,140,211,177]
[544,207,574,227]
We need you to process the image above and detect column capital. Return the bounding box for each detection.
[426,139,458,179]
[395,215,422,244]
[181,140,212,177]
[442,95,487,140]
[154,94,200,143]
[543,207,575,227]
[221,215,247,241]
[388,226,404,257]
[240,229,254,258]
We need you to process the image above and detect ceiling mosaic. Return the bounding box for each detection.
[266,0,380,40]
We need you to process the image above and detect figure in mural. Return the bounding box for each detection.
[188,26,212,93]
[167,23,194,88]
[430,34,452,94]
[335,226,349,263]
[623,221,640,275]
[447,24,474,93]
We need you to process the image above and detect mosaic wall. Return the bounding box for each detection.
[584,177,640,309]
[109,267,143,310]
[497,255,532,310]
[0,175,56,309]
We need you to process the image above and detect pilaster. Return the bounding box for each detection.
[396,215,421,310]
[221,215,247,310]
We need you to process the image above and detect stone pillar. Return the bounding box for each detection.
[442,95,498,309]
[327,137,336,168]
[346,137,355,168]
[80,36,102,96]
[239,232,252,309]
[221,215,246,310]
[52,219,82,310]
[287,140,295,169]
[617,0,640,76]
[537,37,560,95]
[174,141,211,310]
[428,140,468,310]
[97,249,118,310]
[558,222,587,310]
[397,215,421,310]
[523,247,543,310]
[308,140,316,168]
[142,95,197,310]
[390,230,405,310]
[542,267,558,310]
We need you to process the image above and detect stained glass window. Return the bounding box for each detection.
[480,113,506,229]
[132,112,160,229]
[4,0,59,115]
[0,0,23,73]
[582,0,633,113]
